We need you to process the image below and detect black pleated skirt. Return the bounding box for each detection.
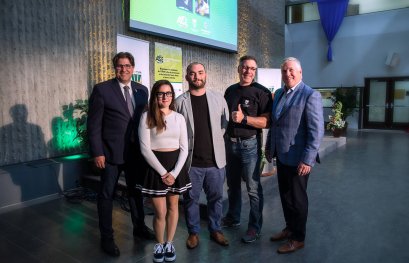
[138,149,191,197]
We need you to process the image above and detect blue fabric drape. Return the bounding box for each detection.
[314,0,349,61]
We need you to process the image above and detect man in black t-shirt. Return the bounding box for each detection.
[175,62,230,249]
[223,55,272,243]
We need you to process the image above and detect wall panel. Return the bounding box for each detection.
[0,0,284,166]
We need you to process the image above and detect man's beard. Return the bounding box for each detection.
[189,79,206,90]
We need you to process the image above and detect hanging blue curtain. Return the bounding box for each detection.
[314,0,349,61]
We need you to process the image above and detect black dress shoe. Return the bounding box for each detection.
[133,225,155,240]
[101,239,120,257]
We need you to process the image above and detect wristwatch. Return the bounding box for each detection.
[241,115,247,125]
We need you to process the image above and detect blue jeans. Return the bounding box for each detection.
[184,166,225,234]
[225,136,263,233]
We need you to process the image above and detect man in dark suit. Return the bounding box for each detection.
[266,57,324,254]
[87,52,154,257]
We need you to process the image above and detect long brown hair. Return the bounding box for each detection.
[147,80,176,133]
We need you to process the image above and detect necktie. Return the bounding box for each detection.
[124,86,134,116]
[275,89,291,118]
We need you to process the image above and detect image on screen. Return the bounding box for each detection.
[195,0,210,17]
[176,0,193,12]
[130,0,237,52]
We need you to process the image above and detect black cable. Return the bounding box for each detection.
[63,185,138,215]
[63,187,97,203]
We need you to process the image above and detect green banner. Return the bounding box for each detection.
[154,43,183,82]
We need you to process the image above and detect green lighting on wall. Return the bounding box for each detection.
[50,101,88,154]
[50,114,82,152]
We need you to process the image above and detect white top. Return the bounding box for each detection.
[138,111,188,178]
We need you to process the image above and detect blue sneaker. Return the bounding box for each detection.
[164,242,176,262]
[153,243,164,263]
[241,229,260,243]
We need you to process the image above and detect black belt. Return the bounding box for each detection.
[228,135,257,143]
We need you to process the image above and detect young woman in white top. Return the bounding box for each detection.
[138,79,190,263]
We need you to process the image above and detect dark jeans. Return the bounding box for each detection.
[97,154,145,240]
[276,158,309,242]
[225,136,263,233]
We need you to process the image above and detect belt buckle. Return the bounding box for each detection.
[230,137,238,143]
[229,135,255,143]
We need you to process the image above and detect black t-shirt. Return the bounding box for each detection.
[190,93,217,167]
[224,82,272,138]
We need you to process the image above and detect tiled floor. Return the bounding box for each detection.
[1,130,409,263]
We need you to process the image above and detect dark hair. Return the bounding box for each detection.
[186,62,206,74]
[239,55,257,66]
[112,52,135,67]
[147,80,176,133]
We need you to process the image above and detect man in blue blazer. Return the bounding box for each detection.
[266,57,324,254]
[87,52,154,257]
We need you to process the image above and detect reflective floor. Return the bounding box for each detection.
[1,131,409,263]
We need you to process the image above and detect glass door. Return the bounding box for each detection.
[392,80,409,126]
[363,77,409,129]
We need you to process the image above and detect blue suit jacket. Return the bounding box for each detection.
[266,82,324,167]
[87,78,148,164]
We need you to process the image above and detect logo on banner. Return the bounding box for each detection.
[132,71,142,83]
[155,55,164,64]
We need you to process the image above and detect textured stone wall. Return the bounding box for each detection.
[0,0,284,166]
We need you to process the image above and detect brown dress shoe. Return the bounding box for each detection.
[210,231,229,246]
[270,229,291,242]
[277,240,305,254]
[186,233,199,249]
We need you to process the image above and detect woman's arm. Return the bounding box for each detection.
[168,114,188,178]
[138,113,167,176]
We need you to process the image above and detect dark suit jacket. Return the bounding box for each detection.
[87,78,148,164]
[266,82,324,167]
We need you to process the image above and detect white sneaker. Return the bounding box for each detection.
[153,243,164,263]
[163,242,176,262]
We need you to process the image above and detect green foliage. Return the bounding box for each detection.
[72,99,88,150]
[50,103,82,153]
[331,87,358,120]
[327,101,346,131]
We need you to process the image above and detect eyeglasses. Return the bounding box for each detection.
[115,64,133,70]
[156,92,173,98]
[241,66,257,72]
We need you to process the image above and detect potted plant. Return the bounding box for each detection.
[72,99,89,150]
[326,101,346,137]
[259,150,277,177]
[331,87,358,131]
